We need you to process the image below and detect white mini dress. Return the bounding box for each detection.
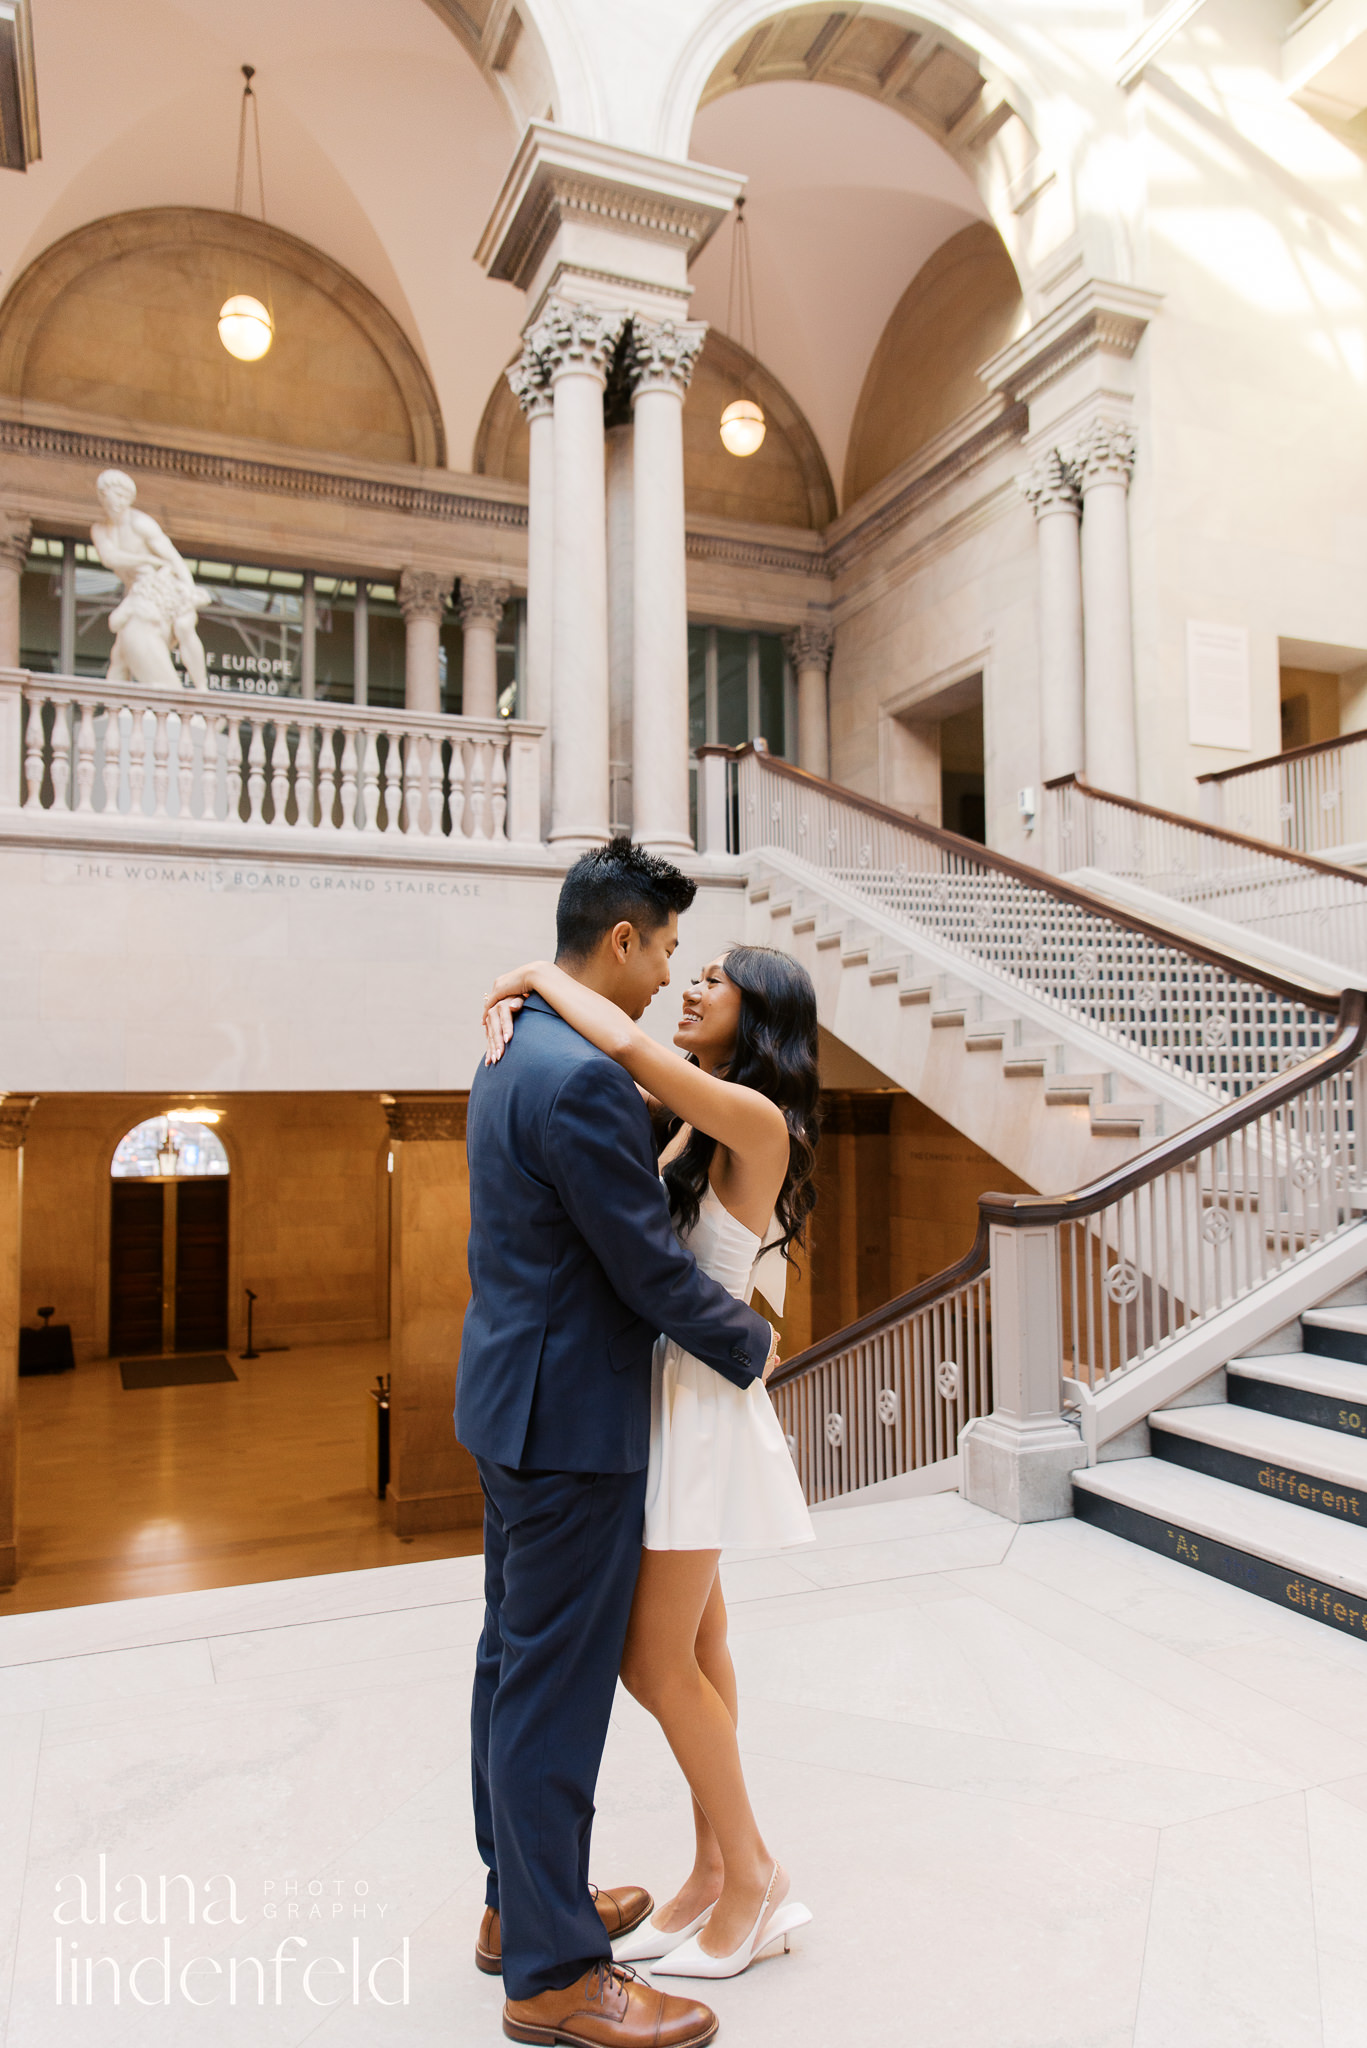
[644,1183,815,1553]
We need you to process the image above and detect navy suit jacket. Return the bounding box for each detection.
[454,993,772,1474]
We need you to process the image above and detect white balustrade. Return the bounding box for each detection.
[1047,774,1367,975]
[1,672,545,849]
[734,747,1338,1098]
[1198,730,1367,859]
[768,1260,990,1505]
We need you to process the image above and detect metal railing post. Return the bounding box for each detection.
[960,1218,1084,1521]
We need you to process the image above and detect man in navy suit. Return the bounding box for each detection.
[456,840,774,2048]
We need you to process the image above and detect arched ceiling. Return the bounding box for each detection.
[687,77,988,506]
[0,0,529,472]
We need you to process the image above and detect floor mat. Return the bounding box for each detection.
[119,1354,238,1389]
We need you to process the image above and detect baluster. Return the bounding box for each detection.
[379,728,402,835]
[293,721,316,828]
[245,720,267,822]
[490,735,508,841]
[73,699,97,813]
[360,725,382,833]
[338,727,359,830]
[401,732,421,835]
[48,701,72,812]
[449,736,467,837]
[128,708,149,815]
[176,711,195,819]
[201,712,221,822]
[151,708,171,816]
[316,724,339,830]
[22,697,43,808]
[468,737,488,838]
[225,713,244,822]
[270,721,290,827]
[92,705,115,813]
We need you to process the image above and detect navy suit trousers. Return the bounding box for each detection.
[471,1456,648,2001]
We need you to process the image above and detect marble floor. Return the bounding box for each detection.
[3,1489,1367,2047]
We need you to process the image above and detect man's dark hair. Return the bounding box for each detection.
[555,838,696,962]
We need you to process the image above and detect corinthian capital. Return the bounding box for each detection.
[0,516,33,575]
[458,577,512,631]
[628,318,708,399]
[1068,415,1137,492]
[398,568,453,625]
[506,342,553,421]
[785,620,835,674]
[1019,448,1080,519]
[531,298,628,385]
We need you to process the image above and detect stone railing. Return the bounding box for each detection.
[0,670,544,850]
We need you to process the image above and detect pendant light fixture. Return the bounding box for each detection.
[218,65,275,362]
[719,197,766,458]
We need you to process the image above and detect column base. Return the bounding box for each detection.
[637,833,695,858]
[960,1414,1084,1523]
[548,828,612,852]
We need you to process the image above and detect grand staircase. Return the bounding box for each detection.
[1075,1292,1367,1643]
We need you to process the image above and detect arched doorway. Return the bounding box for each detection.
[109,1114,230,1356]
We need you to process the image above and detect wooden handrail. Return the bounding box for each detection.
[1044,772,1367,885]
[1194,725,1367,785]
[724,741,1343,1015]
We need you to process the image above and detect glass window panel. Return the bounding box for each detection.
[366,586,406,712]
[197,578,303,699]
[111,1114,229,1179]
[688,626,707,752]
[440,617,464,716]
[314,583,356,704]
[758,634,786,756]
[716,628,749,747]
[19,558,60,674]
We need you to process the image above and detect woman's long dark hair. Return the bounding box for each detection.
[660,945,821,1263]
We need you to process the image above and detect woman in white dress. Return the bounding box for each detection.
[482,943,820,1980]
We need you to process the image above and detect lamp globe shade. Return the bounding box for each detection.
[218,294,274,361]
[720,398,766,457]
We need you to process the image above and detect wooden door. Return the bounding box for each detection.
[174,1179,229,1351]
[109,1181,165,1355]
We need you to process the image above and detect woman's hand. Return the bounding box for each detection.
[481,962,548,1066]
[761,1325,781,1384]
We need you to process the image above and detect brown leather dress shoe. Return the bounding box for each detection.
[503,1961,717,2047]
[476,1888,654,1975]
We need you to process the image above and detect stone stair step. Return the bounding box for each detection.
[898,981,934,1006]
[1230,1353,1367,1443]
[1073,1458,1367,1636]
[768,896,794,920]
[1087,1102,1152,1134]
[791,911,816,934]
[841,940,871,968]
[1151,1403,1367,1529]
[1044,1076,1101,1105]
[1304,1306,1367,1366]
[965,1028,1006,1052]
[931,1006,967,1029]
[748,882,771,904]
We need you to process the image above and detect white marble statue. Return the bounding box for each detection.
[90,469,211,690]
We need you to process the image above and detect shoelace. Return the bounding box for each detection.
[587,1960,639,2007]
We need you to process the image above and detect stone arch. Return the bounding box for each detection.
[844,220,1023,504]
[0,208,447,467]
[659,1,1055,289]
[474,326,835,529]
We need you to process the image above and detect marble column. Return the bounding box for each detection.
[0,1094,35,1587]
[383,1093,482,1536]
[785,619,835,779]
[1074,417,1138,797]
[1020,450,1084,785]
[628,317,706,854]
[506,345,554,833]
[534,298,626,848]
[397,570,452,716]
[457,578,512,723]
[0,518,31,671]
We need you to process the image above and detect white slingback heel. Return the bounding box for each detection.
[652,1865,811,1980]
[611,1901,717,1965]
